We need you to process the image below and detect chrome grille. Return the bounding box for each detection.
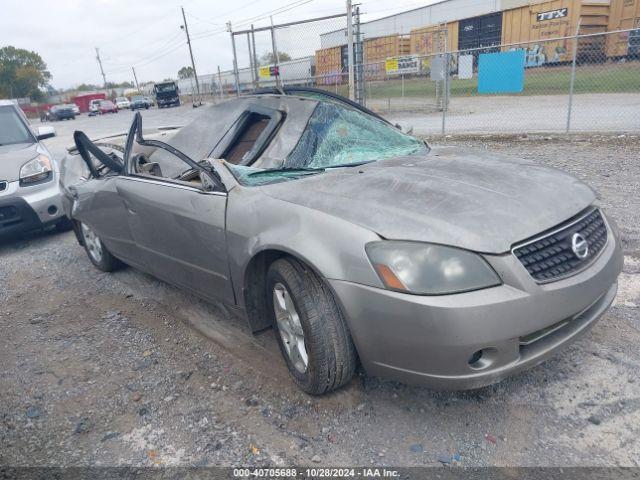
[513,209,607,283]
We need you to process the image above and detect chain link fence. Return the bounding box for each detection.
[358,29,640,134]
[178,11,639,136]
[226,14,348,95]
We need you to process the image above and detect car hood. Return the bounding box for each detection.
[261,146,596,254]
[0,143,39,182]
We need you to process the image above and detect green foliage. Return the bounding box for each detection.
[77,83,100,91]
[75,81,133,92]
[259,51,292,66]
[178,66,194,79]
[106,80,134,89]
[335,63,640,99]
[0,46,51,101]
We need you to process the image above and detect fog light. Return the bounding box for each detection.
[468,347,498,370]
[48,205,58,216]
[468,350,483,365]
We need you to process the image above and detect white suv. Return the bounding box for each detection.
[0,100,68,237]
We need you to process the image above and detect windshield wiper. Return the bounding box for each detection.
[247,161,377,177]
[325,160,376,169]
[247,166,326,177]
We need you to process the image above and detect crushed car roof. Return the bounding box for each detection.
[150,94,319,171]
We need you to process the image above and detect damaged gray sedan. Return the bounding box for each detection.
[61,89,623,394]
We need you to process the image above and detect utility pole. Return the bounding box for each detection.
[346,0,355,100]
[95,47,107,90]
[228,21,241,97]
[181,6,201,104]
[354,4,364,106]
[131,66,140,91]
[566,18,582,133]
[251,25,259,88]
[270,16,282,89]
[247,32,256,89]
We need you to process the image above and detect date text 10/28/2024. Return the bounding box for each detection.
[233,468,401,478]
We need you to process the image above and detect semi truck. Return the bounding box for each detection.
[154,81,180,108]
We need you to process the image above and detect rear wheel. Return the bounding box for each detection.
[266,258,357,395]
[80,222,123,272]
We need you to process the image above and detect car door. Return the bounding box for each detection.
[70,133,139,265]
[115,167,234,305]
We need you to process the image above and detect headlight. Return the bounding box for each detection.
[365,241,501,295]
[20,154,53,186]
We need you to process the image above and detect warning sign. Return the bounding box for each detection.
[259,65,279,78]
[385,55,420,75]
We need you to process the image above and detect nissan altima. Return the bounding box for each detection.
[60,88,623,394]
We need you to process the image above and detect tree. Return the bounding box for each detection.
[105,81,134,89]
[178,66,194,79]
[259,51,292,66]
[76,83,100,91]
[0,46,51,101]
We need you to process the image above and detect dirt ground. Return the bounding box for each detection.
[1,130,639,468]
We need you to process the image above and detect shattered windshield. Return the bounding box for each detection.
[229,101,427,186]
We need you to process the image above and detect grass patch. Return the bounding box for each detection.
[317,62,640,99]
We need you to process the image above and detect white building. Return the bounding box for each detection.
[320,0,534,47]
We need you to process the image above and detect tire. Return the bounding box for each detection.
[266,257,357,395]
[79,222,123,272]
[55,217,73,232]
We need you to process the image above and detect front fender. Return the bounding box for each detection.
[225,186,383,311]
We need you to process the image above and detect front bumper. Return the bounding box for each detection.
[329,219,623,389]
[157,98,179,106]
[0,176,65,237]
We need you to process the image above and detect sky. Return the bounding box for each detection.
[2,0,439,90]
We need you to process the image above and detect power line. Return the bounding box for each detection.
[99,0,317,79]
[189,0,315,41]
[185,11,223,27]
[103,31,185,71]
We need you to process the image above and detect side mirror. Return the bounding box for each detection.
[37,125,56,140]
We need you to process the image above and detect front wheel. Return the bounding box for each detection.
[79,222,123,272]
[266,258,357,395]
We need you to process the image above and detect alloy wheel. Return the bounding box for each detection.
[273,283,308,373]
[81,223,103,263]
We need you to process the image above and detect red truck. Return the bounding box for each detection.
[72,93,106,113]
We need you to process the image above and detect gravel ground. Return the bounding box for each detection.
[1,113,639,468]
